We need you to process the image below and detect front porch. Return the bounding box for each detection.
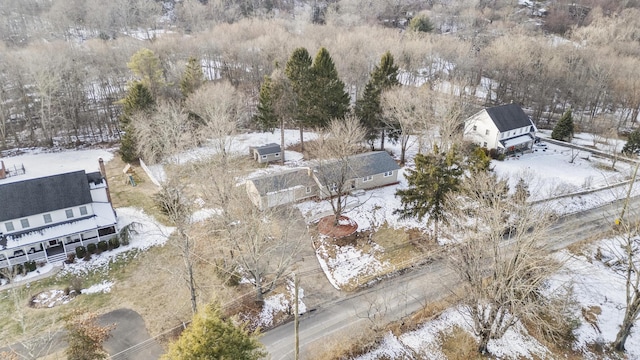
[0,225,117,270]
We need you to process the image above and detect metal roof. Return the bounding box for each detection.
[484,104,533,132]
[0,171,94,222]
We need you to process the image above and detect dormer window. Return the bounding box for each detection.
[485,129,490,135]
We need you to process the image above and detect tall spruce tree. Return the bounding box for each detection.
[355,51,399,150]
[181,57,204,98]
[162,304,266,360]
[285,47,313,150]
[551,108,574,142]
[394,146,464,240]
[622,128,640,155]
[308,47,350,128]
[119,82,154,163]
[253,75,279,132]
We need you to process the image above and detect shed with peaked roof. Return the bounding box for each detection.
[249,143,282,163]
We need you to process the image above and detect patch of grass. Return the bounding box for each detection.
[439,324,479,360]
[304,325,378,360]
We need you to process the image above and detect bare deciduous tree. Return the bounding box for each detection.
[185,81,247,161]
[133,101,192,164]
[446,172,567,354]
[155,179,198,313]
[381,86,429,165]
[308,115,367,225]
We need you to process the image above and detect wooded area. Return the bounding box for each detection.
[1,0,640,151]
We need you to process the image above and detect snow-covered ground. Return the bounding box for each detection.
[358,237,640,360]
[2,130,639,357]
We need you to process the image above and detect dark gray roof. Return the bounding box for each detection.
[250,169,315,195]
[255,143,281,155]
[485,104,533,132]
[0,171,94,222]
[314,151,400,184]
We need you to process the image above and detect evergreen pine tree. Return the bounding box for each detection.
[180,57,204,98]
[162,304,267,360]
[254,75,279,132]
[466,146,492,174]
[119,82,154,163]
[394,146,464,240]
[355,51,399,150]
[285,47,313,149]
[622,128,640,155]
[551,109,574,142]
[309,47,350,128]
[408,14,435,33]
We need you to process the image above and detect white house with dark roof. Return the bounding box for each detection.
[245,151,400,209]
[250,143,282,163]
[0,169,118,270]
[464,103,537,153]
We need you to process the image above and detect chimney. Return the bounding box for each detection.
[0,160,5,179]
[98,158,113,205]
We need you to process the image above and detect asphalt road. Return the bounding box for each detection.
[261,195,640,359]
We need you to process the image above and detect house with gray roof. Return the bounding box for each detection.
[464,103,537,153]
[0,169,117,270]
[245,151,400,209]
[250,143,282,163]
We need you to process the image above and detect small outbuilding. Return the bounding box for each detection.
[250,143,282,163]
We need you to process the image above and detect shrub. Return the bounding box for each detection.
[24,261,37,273]
[97,241,108,252]
[75,246,86,259]
[109,237,120,249]
[14,264,24,275]
[65,253,76,264]
[87,243,97,254]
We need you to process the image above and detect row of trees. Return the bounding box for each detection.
[3,6,640,149]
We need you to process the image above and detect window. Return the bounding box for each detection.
[329,183,338,192]
[306,187,312,194]
[66,209,74,219]
[485,129,490,135]
[275,153,280,157]
[363,175,373,182]
[384,171,393,177]
[43,214,52,223]
[483,142,488,147]
[261,155,267,159]
[20,218,30,229]
[79,206,88,216]
[4,222,14,232]
[350,181,356,189]
[472,125,477,131]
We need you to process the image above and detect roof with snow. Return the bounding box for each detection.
[0,171,98,222]
[485,104,533,132]
[249,169,316,195]
[253,143,281,155]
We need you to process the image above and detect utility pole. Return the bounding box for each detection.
[294,273,299,360]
